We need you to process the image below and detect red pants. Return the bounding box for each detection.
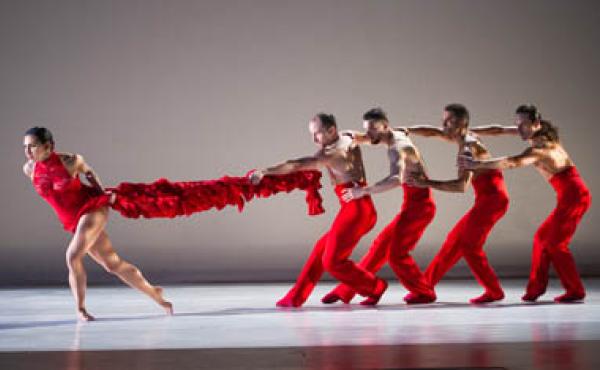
[525,166,591,298]
[279,182,382,306]
[425,170,509,296]
[326,185,436,302]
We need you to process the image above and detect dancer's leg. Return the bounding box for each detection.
[322,217,394,304]
[322,197,387,304]
[66,208,109,321]
[460,199,507,303]
[87,231,173,314]
[389,197,437,303]
[424,217,466,287]
[523,222,552,301]
[277,232,329,307]
[525,191,590,302]
[548,196,590,302]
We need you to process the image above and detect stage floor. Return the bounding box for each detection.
[1,279,599,369]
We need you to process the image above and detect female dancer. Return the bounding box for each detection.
[460,105,591,302]
[23,127,173,321]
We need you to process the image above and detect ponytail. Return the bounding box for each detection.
[533,119,560,142]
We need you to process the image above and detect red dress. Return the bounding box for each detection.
[32,152,111,233]
[32,153,325,233]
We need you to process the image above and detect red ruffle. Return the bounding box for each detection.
[67,192,112,232]
[107,170,324,219]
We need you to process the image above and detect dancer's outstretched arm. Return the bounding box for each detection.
[471,125,519,136]
[340,130,372,145]
[459,147,540,171]
[250,153,328,184]
[403,125,453,142]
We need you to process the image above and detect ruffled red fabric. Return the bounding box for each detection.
[108,170,324,219]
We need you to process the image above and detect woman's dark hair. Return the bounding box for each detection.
[444,103,470,126]
[515,104,542,122]
[515,105,559,142]
[25,127,55,148]
[314,112,337,130]
[534,119,560,142]
[363,107,388,123]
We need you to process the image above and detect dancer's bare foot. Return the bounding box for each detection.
[160,300,174,315]
[153,286,174,315]
[77,308,95,322]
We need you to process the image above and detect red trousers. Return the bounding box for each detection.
[525,166,591,298]
[425,170,509,296]
[279,182,382,306]
[326,185,436,302]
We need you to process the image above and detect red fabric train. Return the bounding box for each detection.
[108,170,325,219]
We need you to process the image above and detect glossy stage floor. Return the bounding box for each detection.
[1,279,599,370]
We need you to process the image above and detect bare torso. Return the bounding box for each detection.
[460,132,493,178]
[319,134,367,185]
[530,140,575,180]
[388,129,427,182]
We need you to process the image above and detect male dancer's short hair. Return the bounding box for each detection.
[315,112,337,129]
[516,104,542,122]
[444,103,470,125]
[363,107,388,123]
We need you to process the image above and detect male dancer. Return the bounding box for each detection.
[460,105,591,302]
[250,113,388,307]
[405,104,509,303]
[321,108,437,305]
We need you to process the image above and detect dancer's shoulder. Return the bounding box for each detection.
[57,152,78,163]
[23,160,34,177]
[57,152,86,172]
[391,129,414,147]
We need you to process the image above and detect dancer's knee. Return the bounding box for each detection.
[66,241,88,269]
[65,250,84,270]
[322,251,346,272]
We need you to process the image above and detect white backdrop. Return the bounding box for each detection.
[0,0,598,284]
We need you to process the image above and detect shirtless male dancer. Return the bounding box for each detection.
[321,107,437,305]
[250,113,388,307]
[405,104,509,304]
